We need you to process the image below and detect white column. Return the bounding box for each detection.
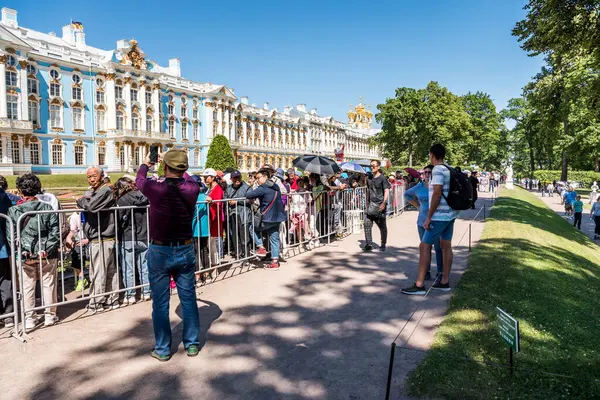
[206,102,214,140]
[105,77,116,130]
[139,83,146,133]
[242,118,247,145]
[124,79,132,130]
[0,60,7,118]
[19,61,28,121]
[274,125,279,148]
[294,128,299,150]
[153,84,160,133]
[217,105,223,136]
[224,107,230,140]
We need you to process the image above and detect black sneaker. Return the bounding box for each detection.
[363,244,373,252]
[379,245,386,252]
[424,271,432,281]
[401,283,426,295]
[431,281,451,291]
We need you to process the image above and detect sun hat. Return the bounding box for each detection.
[201,168,217,177]
[162,149,189,171]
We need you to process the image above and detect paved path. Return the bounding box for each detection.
[537,192,597,240]
[0,192,495,400]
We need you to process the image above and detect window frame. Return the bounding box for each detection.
[181,122,188,140]
[50,82,61,97]
[96,109,106,131]
[116,110,125,130]
[146,114,153,133]
[96,89,105,104]
[27,78,39,94]
[51,142,64,165]
[49,103,62,128]
[72,107,84,131]
[11,140,20,164]
[28,99,39,126]
[72,86,82,101]
[7,94,18,120]
[74,143,85,165]
[168,119,175,137]
[97,144,106,165]
[30,142,40,165]
[5,70,18,87]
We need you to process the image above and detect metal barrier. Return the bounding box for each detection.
[0,213,23,341]
[1,182,407,341]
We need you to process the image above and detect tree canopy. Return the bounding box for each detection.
[206,135,236,171]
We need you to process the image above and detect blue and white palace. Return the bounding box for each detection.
[0,7,380,174]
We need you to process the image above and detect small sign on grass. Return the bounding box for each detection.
[496,307,520,352]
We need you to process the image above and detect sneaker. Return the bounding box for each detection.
[123,297,137,306]
[142,293,152,302]
[256,247,267,256]
[24,315,42,332]
[3,317,14,328]
[44,314,59,327]
[86,304,105,314]
[75,278,88,292]
[264,260,280,271]
[424,271,432,281]
[363,244,373,252]
[431,281,451,291]
[103,302,121,311]
[186,344,200,357]
[379,245,386,252]
[150,350,171,362]
[400,283,426,295]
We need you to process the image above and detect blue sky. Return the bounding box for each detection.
[10,0,543,124]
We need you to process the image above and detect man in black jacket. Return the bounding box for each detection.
[224,170,252,259]
[77,166,118,313]
[469,171,479,210]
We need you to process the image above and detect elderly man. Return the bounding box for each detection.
[137,149,201,361]
[77,166,118,313]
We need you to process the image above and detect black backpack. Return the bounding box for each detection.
[441,165,473,211]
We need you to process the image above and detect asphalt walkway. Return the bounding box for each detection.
[537,192,597,241]
[0,192,495,400]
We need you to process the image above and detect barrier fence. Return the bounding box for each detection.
[1,184,406,341]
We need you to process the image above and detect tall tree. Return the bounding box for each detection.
[206,135,236,171]
[461,92,503,169]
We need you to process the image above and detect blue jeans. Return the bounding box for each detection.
[120,241,150,297]
[418,225,443,274]
[148,243,200,356]
[252,222,281,260]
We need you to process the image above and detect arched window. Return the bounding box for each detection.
[72,106,83,130]
[5,70,17,87]
[96,107,106,131]
[193,149,200,166]
[71,73,82,101]
[95,78,105,103]
[26,64,37,76]
[168,118,175,138]
[168,102,174,115]
[49,101,62,128]
[145,86,152,105]
[7,94,18,120]
[29,137,40,165]
[116,110,124,130]
[146,113,153,133]
[97,141,106,165]
[181,122,188,140]
[11,137,20,164]
[28,99,39,125]
[181,105,187,118]
[132,112,140,131]
[51,139,64,165]
[119,145,125,169]
[193,123,199,141]
[27,77,38,95]
[74,140,85,165]
[115,79,123,100]
[130,83,138,102]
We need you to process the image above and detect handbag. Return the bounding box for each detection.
[254,190,279,232]
[366,201,382,218]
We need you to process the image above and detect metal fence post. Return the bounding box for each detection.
[468,224,472,252]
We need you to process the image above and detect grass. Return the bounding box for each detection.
[406,187,600,399]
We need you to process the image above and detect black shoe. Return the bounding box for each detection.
[379,245,386,252]
[401,283,426,295]
[424,271,431,281]
[431,281,451,291]
[363,244,373,252]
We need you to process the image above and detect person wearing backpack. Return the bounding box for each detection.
[402,144,463,295]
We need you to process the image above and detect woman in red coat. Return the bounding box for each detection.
[201,169,224,264]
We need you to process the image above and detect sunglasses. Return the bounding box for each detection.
[370,164,379,168]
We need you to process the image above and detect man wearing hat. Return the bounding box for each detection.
[224,170,252,260]
[136,149,201,361]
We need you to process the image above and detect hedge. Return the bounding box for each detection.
[532,170,600,186]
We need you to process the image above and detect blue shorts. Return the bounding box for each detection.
[422,219,455,245]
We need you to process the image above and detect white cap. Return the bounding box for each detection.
[201,168,217,177]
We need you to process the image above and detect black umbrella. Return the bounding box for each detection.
[293,155,341,176]
[352,159,372,167]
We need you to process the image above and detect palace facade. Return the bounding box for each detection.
[0,7,380,175]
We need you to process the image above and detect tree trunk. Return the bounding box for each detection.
[527,143,535,177]
[408,142,413,167]
[561,119,568,181]
[595,156,599,172]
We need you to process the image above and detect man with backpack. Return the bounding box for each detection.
[402,144,468,295]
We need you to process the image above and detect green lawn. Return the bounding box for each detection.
[406,187,600,399]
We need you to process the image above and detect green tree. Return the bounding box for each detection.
[461,92,503,169]
[206,135,236,171]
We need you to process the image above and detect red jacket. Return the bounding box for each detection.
[207,184,224,237]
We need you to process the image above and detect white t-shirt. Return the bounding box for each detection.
[429,165,459,222]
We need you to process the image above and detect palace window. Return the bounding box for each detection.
[181,106,187,118]
[74,143,85,165]
[168,119,175,137]
[51,142,64,165]
[11,140,20,163]
[50,104,62,128]
[168,94,174,102]
[192,108,198,119]
[6,70,17,87]
[168,104,174,115]
[28,100,39,125]
[96,78,104,88]
[27,78,38,94]
[132,113,139,131]
[50,82,62,98]
[146,114,153,132]
[72,86,82,101]
[193,149,199,166]
[50,69,60,80]
[96,110,105,131]
[96,90,104,104]
[145,88,152,105]
[6,55,16,68]
[72,74,81,84]
[7,94,18,120]
[119,146,125,168]
[134,147,141,166]
[30,142,40,165]
[72,107,83,130]
[97,143,106,165]
[116,110,124,130]
[181,96,187,105]
[130,84,138,102]
[182,123,188,140]
[193,123,199,141]
[115,80,123,100]
[27,64,37,76]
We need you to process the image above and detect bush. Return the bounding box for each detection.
[532,170,600,186]
[206,135,236,171]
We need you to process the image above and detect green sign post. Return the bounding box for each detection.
[497,307,520,375]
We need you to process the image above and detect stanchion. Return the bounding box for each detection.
[385,342,396,400]
[468,224,472,252]
[484,203,486,220]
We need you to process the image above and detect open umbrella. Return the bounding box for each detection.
[352,159,372,167]
[404,167,420,179]
[293,155,341,176]
[339,161,366,174]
